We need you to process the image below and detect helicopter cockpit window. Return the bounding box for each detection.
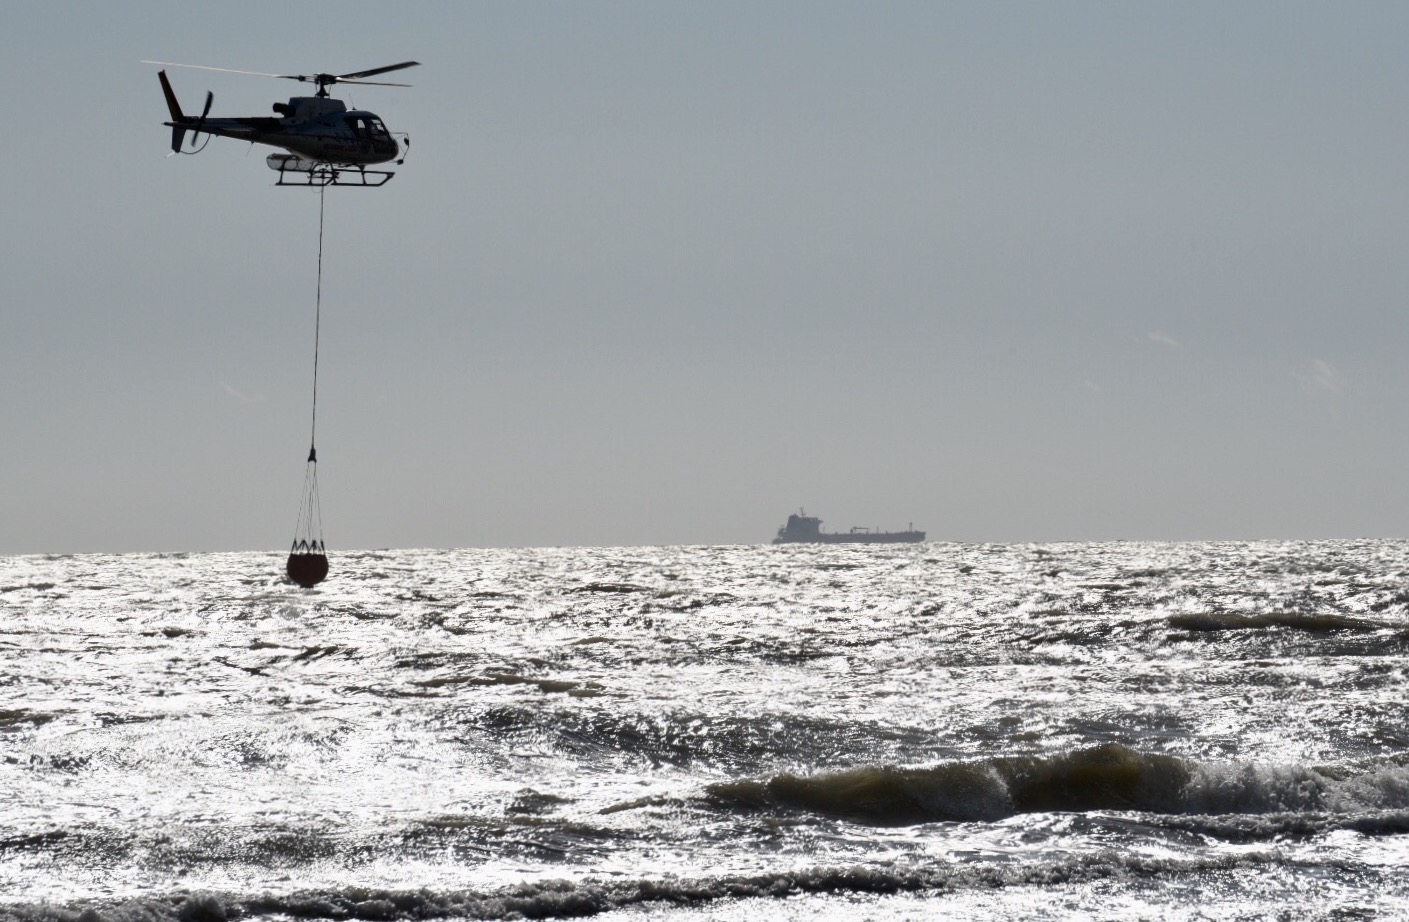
[344,116,391,139]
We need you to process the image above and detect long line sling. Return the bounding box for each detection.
[287,183,329,588]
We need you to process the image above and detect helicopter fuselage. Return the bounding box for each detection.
[161,72,403,166]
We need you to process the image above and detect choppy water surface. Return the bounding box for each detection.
[3,541,1409,919]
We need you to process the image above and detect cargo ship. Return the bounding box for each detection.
[772,510,925,544]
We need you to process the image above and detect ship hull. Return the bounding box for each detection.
[773,511,924,545]
[773,531,925,545]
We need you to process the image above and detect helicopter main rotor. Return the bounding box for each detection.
[142,60,420,97]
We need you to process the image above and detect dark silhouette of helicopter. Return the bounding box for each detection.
[146,60,419,186]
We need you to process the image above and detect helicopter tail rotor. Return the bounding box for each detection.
[190,91,213,148]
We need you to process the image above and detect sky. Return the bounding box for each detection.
[5,1,1409,553]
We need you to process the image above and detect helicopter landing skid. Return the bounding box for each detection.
[266,153,394,187]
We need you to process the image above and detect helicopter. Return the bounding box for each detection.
[146,60,418,186]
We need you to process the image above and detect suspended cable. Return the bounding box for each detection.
[288,181,330,588]
[310,181,325,458]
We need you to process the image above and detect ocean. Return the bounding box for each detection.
[2,540,1408,919]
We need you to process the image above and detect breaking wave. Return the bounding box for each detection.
[705,743,1409,826]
